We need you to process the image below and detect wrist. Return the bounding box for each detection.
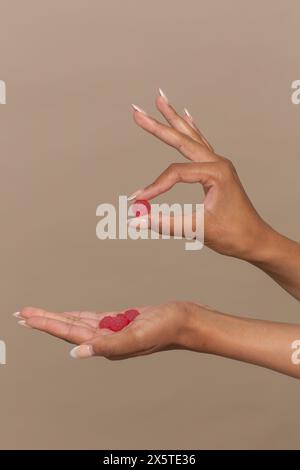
[178,302,219,353]
[239,222,280,264]
[244,224,298,268]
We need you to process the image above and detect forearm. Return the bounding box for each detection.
[185,303,300,379]
[243,225,300,300]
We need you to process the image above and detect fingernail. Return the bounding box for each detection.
[18,320,32,329]
[70,344,94,359]
[131,104,147,115]
[158,88,169,104]
[13,311,22,318]
[127,189,143,201]
[184,107,193,120]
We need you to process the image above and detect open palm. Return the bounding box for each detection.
[17,302,195,359]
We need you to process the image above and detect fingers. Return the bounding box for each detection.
[133,108,216,163]
[132,90,216,161]
[24,316,94,344]
[155,95,205,146]
[136,161,218,201]
[20,307,99,329]
[21,307,98,320]
[156,94,214,152]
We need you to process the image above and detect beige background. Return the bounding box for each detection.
[0,0,299,450]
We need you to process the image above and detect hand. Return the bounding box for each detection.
[131,91,300,300]
[16,303,300,378]
[16,302,209,359]
[130,91,271,260]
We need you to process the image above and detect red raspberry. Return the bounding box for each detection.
[109,313,130,332]
[124,309,140,322]
[99,316,113,329]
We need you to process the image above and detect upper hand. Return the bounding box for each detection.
[131,91,271,260]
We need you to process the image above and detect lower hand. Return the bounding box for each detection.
[16,302,210,359]
[15,303,300,378]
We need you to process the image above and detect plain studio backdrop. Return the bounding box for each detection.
[0,0,299,450]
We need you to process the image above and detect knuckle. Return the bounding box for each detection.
[217,158,236,180]
[166,162,179,177]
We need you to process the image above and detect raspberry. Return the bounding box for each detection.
[99,316,113,329]
[132,200,151,217]
[109,313,130,332]
[124,309,140,322]
[99,311,139,331]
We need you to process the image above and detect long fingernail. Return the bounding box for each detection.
[131,104,147,115]
[127,189,143,201]
[13,311,22,318]
[158,88,169,104]
[70,344,94,359]
[184,107,193,120]
[18,320,32,329]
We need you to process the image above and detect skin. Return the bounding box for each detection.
[15,91,300,378]
[17,303,300,378]
[130,93,300,300]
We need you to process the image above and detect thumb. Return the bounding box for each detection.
[69,328,141,359]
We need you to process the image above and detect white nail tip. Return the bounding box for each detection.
[127,189,142,201]
[127,194,137,201]
[70,345,94,359]
[70,346,80,358]
[13,311,21,318]
[184,107,193,119]
[18,320,31,328]
[131,104,147,114]
[158,88,168,103]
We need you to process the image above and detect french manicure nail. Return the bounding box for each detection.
[131,104,147,115]
[127,189,143,201]
[184,107,193,120]
[13,311,21,318]
[70,344,94,359]
[158,88,169,104]
[18,320,32,329]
